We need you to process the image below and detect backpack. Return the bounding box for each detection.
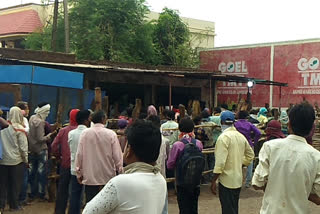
[176,138,205,188]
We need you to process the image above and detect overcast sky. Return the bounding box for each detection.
[2,0,320,47]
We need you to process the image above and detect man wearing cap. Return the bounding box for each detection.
[211,110,254,214]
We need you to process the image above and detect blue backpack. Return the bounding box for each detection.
[175,138,205,188]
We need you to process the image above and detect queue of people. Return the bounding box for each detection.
[0,101,320,214]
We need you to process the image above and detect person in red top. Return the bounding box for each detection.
[51,109,79,214]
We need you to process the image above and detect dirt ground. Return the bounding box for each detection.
[4,185,320,214]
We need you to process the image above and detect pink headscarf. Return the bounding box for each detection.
[147,105,157,116]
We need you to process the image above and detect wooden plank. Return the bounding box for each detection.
[132,99,142,120]
[94,87,102,111]
[56,104,64,128]
[102,96,109,118]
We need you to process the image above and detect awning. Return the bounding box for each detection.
[212,74,288,87]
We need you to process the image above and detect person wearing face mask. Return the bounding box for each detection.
[75,110,123,203]
[211,111,254,214]
[28,102,57,201]
[16,101,30,206]
[0,107,28,212]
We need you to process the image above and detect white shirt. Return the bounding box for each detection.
[252,135,320,214]
[160,120,179,148]
[68,125,87,175]
[23,117,29,134]
[157,136,169,178]
[83,172,167,214]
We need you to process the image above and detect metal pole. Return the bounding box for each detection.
[169,80,172,110]
[209,77,212,109]
[63,0,70,53]
[279,86,282,111]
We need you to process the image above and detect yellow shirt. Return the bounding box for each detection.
[213,126,254,189]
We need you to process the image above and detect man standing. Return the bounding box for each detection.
[211,111,254,214]
[28,102,57,200]
[253,102,320,213]
[160,110,179,149]
[234,110,261,188]
[68,110,91,214]
[16,101,30,206]
[51,109,79,214]
[75,110,123,203]
[167,118,204,214]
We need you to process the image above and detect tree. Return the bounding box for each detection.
[24,2,198,67]
[153,8,199,67]
[23,12,65,52]
[69,0,157,63]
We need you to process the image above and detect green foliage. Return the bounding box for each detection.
[153,8,199,67]
[69,0,155,62]
[24,1,199,67]
[23,10,65,52]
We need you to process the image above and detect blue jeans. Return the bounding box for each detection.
[69,175,83,214]
[29,150,48,199]
[19,165,28,202]
[246,161,253,186]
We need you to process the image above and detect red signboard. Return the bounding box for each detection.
[200,47,271,107]
[273,42,320,107]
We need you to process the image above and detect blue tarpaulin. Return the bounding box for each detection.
[0,65,83,89]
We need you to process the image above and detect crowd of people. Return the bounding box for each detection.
[0,100,320,214]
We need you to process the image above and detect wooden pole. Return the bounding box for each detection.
[132,98,142,121]
[13,84,21,105]
[95,87,102,111]
[63,0,70,53]
[179,104,185,119]
[51,0,59,52]
[56,104,63,128]
[102,96,109,118]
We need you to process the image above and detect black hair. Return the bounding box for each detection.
[213,107,221,114]
[38,102,49,108]
[76,110,90,125]
[91,110,106,124]
[221,104,228,110]
[201,110,210,119]
[147,115,161,129]
[126,120,161,163]
[16,101,28,110]
[179,118,194,133]
[232,104,237,111]
[162,109,169,118]
[193,116,202,125]
[238,111,249,119]
[138,112,147,120]
[167,110,175,120]
[289,102,315,137]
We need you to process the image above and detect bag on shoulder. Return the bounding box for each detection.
[176,138,205,188]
